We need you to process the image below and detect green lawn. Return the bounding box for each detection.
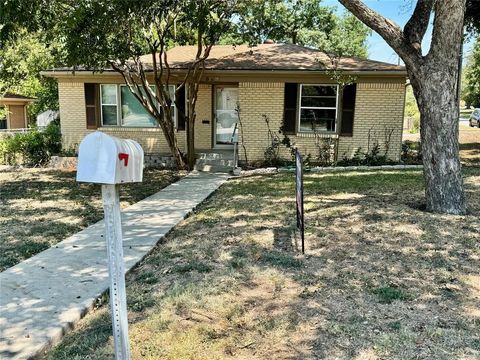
[45,168,480,360]
[0,168,183,271]
[460,108,475,118]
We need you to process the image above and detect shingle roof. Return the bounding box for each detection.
[150,43,405,72]
[1,93,36,100]
[44,43,406,74]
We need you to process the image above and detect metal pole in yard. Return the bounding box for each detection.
[101,184,131,360]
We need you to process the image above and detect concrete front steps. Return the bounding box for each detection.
[194,151,235,173]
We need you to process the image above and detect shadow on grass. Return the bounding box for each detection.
[45,169,480,359]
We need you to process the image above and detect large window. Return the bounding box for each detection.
[298,84,338,133]
[100,84,175,127]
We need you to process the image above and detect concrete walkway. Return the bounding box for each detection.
[0,172,228,359]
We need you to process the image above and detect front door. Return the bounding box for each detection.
[215,86,238,146]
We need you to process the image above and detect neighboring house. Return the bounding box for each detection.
[42,44,407,163]
[0,93,35,130]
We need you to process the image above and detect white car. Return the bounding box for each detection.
[469,108,480,128]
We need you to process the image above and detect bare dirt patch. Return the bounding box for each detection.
[0,168,183,271]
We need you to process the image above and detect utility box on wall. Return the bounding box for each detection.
[76,131,144,184]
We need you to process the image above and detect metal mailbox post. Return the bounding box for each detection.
[77,131,144,360]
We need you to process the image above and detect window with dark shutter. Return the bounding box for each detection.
[340,84,357,136]
[84,83,99,129]
[283,83,298,134]
[176,86,186,131]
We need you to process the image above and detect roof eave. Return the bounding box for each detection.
[41,68,407,78]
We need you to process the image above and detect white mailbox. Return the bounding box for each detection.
[76,131,144,184]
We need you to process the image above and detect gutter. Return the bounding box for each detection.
[41,68,408,78]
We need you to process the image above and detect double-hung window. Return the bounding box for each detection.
[100,84,119,126]
[298,84,338,133]
[100,84,176,127]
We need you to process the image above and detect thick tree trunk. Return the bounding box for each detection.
[410,65,466,214]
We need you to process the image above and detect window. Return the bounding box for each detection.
[120,85,157,127]
[100,84,118,126]
[298,84,338,133]
[100,84,176,127]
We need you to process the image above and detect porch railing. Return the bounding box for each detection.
[230,123,239,171]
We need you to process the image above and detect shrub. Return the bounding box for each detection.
[401,140,422,164]
[0,120,62,166]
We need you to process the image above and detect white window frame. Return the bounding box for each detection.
[297,83,339,134]
[100,84,177,128]
[100,84,119,126]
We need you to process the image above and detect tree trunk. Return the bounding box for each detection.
[160,107,187,170]
[186,115,195,170]
[410,65,466,214]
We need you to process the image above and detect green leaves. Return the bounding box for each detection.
[463,37,480,108]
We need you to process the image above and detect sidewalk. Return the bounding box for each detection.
[0,172,228,360]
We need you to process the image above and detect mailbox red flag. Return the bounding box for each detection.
[118,153,129,166]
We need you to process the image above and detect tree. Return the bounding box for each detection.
[231,0,370,58]
[463,37,480,108]
[465,0,480,34]
[338,0,466,214]
[300,13,371,58]
[58,0,235,169]
[0,30,62,119]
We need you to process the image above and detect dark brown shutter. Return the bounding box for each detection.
[282,83,298,135]
[176,86,186,131]
[84,83,99,129]
[340,84,357,137]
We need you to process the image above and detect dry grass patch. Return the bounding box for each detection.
[404,124,480,164]
[45,168,480,360]
[0,168,183,271]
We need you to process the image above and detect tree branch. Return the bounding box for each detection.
[404,0,434,51]
[338,0,421,66]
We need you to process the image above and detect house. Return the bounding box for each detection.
[0,93,35,130]
[42,44,407,165]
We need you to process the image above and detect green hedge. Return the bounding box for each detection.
[0,120,62,166]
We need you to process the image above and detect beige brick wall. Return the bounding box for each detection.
[237,80,405,162]
[238,82,285,161]
[337,82,406,161]
[194,84,212,149]
[58,81,87,149]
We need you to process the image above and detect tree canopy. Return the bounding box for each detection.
[463,37,480,108]
[225,0,370,57]
[0,30,63,118]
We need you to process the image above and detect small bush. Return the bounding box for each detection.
[0,120,62,166]
[401,140,422,164]
[337,145,396,166]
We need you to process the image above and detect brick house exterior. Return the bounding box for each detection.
[43,44,407,162]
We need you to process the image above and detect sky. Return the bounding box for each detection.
[323,0,474,65]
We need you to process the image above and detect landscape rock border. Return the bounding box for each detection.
[239,164,423,177]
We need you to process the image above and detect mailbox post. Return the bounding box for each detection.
[77,131,144,360]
